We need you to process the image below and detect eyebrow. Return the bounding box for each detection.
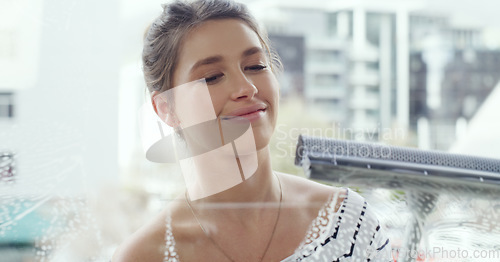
[189,47,264,73]
[190,56,223,73]
[242,46,263,57]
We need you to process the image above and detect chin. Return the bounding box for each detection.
[252,127,274,151]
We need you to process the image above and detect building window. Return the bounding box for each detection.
[0,92,14,119]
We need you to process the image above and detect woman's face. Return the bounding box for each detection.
[171,19,280,150]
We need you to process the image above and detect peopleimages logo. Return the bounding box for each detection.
[366,246,500,261]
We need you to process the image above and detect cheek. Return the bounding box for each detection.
[258,74,280,106]
[207,89,224,113]
[173,81,219,127]
[269,78,280,124]
[272,79,280,103]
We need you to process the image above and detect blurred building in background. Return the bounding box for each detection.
[253,1,416,142]
[409,13,500,150]
[268,35,305,97]
[251,0,500,149]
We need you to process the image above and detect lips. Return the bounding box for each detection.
[223,104,267,122]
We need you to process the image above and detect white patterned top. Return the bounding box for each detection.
[164,188,392,262]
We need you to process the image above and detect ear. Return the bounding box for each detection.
[151,91,179,128]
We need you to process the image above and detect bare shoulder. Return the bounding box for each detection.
[112,194,201,262]
[112,199,183,262]
[275,171,346,211]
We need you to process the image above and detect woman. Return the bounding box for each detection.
[113,0,391,261]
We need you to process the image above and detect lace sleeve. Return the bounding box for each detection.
[300,189,343,247]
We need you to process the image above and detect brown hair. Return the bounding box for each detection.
[142,0,281,93]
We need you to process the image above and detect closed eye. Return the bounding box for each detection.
[204,73,224,84]
[245,65,267,71]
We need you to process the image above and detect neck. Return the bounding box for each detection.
[186,146,281,226]
[189,146,277,203]
[179,119,279,201]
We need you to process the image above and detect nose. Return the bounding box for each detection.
[230,73,258,100]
